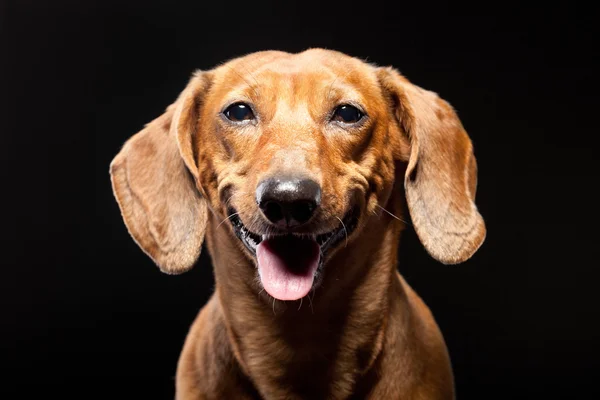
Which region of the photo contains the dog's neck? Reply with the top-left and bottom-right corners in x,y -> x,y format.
204,201 -> 407,399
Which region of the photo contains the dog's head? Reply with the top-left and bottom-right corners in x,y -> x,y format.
110,49 -> 485,300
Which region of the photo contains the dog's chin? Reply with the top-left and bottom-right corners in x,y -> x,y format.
228,207 -> 359,301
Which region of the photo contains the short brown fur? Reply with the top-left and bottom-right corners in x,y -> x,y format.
110,49 -> 485,399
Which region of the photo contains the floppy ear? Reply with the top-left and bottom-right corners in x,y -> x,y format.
377,67 -> 486,264
109,71 -> 210,274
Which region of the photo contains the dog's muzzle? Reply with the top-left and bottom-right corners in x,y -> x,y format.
226,177 -> 359,302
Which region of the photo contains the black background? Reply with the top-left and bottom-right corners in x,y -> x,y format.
1,1 -> 598,399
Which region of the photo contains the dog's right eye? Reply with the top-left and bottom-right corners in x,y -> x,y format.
223,103 -> 255,122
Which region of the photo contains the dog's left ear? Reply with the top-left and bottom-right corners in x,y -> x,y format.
377,67 -> 486,264
109,71 -> 211,274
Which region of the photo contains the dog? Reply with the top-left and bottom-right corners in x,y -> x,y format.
110,48 -> 486,399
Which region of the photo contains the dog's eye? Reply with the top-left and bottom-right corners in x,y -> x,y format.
332,105 -> 364,124
224,103 -> 255,122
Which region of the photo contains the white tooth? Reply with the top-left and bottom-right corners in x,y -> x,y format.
262,234 -> 268,240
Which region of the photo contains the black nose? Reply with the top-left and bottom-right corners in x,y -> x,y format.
256,177 -> 321,228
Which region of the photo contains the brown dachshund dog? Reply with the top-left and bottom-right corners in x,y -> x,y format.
110,49 -> 486,399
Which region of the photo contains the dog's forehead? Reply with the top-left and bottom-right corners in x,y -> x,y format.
212,49 -> 378,97
223,49 -> 368,74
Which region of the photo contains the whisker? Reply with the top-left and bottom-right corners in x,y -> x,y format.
308,291 -> 315,315
326,73 -> 340,101
326,54 -> 346,100
205,203 -> 221,221
239,62 -> 260,94
223,189 -> 251,207
318,246 -> 325,262
327,65 -> 355,101
225,65 -> 259,99
298,297 -> 303,311
336,216 -> 349,248
376,204 -> 410,225
216,212 -> 240,229
225,194 -> 236,207
272,297 -> 276,315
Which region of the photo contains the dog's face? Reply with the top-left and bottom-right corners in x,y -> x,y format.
110,49 -> 486,300
193,51 -> 402,299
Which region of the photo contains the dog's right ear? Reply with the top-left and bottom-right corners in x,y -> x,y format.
109,71 -> 211,274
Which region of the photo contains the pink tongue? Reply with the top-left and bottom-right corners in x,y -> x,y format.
256,236 -> 320,301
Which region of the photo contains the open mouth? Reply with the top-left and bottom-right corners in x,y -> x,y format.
228,207 -> 359,301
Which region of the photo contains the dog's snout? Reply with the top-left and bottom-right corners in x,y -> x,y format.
256,177 -> 321,228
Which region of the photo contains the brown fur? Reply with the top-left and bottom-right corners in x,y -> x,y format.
110,49 -> 485,399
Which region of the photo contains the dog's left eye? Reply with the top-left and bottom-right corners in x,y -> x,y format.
332,104 -> 364,124
224,103 -> 255,122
